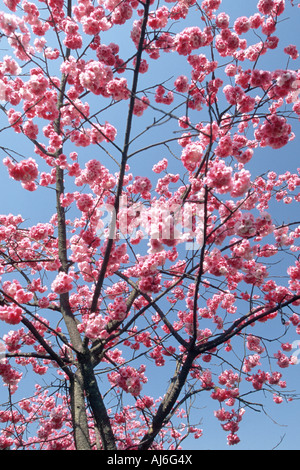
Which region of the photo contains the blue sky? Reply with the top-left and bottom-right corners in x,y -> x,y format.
0,0 -> 300,450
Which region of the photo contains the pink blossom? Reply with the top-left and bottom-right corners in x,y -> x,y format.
131,176 -> 152,198
83,313 -> 108,340
174,26 -> 209,56
255,114 -> 292,149
96,44 -> 116,66
249,13 -> 263,29
223,85 -> 245,106
79,61 -> 113,94
225,64 -> 237,77
181,142 -> 204,171
216,12 -> 230,29
155,85 -> 174,105
257,0 -> 275,15
3,0 -> 21,12
75,193 -> 94,212
27,72 -> 49,96
174,75 -> 189,93
288,261 -> 300,280
135,396 -> 154,410
227,433 -> 240,446
148,6 -> 169,29
30,223 -> 54,240
0,55 -> 21,75
23,120 -> 39,139
106,77 -> 130,100
243,354 -> 261,373
250,69 -> 272,90
0,361 -> 22,394
201,0 -> 221,15
108,297 -> 128,321
205,159 -> 233,194
108,365 -> 147,396
0,305 -> 23,325
4,157 -> 38,183
265,35 -> 279,50
7,109 -> 22,132
214,134 -> 233,158
230,169 -> 251,197
132,96 -> 149,116
51,272 -> 74,295
111,1 -> 133,26
273,394 -> 283,404
152,158 -> 168,174
284,44 -> 299,60
274,350 -> 290,368
261,17 -> 276,36
246,335 -> 265,354
234,16 -> 250,35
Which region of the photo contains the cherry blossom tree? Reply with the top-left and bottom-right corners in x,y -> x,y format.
0,0 -> 300,451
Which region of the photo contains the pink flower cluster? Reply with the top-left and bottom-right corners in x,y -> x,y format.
246,335 -> 265,354
274,350 -> 296,368
69,121 -> 117,148
246,369 -> 287,391
62,18 -> 82,50
108,297 -> 128,322
174,75 -> 189,93
2,279 -> 34,304
51,272 -> 74,295
211,386 -> 239,403
174,26 -> 212,56
0,0 -> 300,451
3,157 -> 38,189
243,354 -> 261,373
108,365 -> 147,396
255,113 -> 292,149
0,305 -> 23,325
284,44 -> 299,59
29,223 -> 54,240
139,273 -> 162,294
79,60 -> 113,95
155,85 -> 174,105
0,361 -> 22,394
155,173 -> 180,198
148,6 -> 169,30
201,0 -> 222,16
180,142 -> 204,171
204,159 -> 233,194
81,313 -> 108,340
106,77 -> 130,100
152,158 -> 168,174
76,4 -> 110,34
105,281 -> 128,299
131,176 -> 152,199
223,85 -> 256,113
214,407 -> 245,446
75,192 -> 95,212
257,0 -> 285,16
0,54 -> 21,75
132,96 -> 150,116
215,28 -> 241,57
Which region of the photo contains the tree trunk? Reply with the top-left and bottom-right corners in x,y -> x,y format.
69,372 -> 92,450
78,351 -> 117,450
